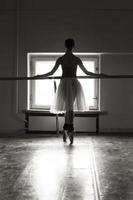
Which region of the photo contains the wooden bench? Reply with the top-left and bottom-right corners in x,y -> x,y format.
23,110 -> 105,134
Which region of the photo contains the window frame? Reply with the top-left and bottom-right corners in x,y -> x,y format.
27,53 -> 101,111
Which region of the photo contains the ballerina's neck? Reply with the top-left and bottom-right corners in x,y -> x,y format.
66,49 -> 73,55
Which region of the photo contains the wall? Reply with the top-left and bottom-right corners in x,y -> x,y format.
101,54 -> 133,132
0,1 -> 23,133
0,0 -> 133,133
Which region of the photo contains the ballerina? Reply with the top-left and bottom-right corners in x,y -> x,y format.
35,38 -> 107,144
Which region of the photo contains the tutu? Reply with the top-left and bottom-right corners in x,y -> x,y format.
51,78 -> 87,113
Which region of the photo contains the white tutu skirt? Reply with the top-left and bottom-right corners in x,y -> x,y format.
51,78 -> 87,113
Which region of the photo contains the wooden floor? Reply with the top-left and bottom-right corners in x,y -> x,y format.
0,135 -> 133,200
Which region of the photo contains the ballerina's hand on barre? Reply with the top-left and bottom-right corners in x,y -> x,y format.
88,73 -> 109,78
33,72 -> 52,79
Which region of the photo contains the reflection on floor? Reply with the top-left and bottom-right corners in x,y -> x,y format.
0,135 -> 133,200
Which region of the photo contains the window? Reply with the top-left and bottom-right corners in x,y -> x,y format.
27,53 -> 100,111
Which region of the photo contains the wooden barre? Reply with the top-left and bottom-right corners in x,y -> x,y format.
0,75 -> 133,80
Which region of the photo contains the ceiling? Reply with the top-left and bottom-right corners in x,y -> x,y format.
1,0 -> 133,10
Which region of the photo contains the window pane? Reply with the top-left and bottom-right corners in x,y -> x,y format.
77,60 -> 95,108
77,61 -> 95,76
35,61 -> 55,74
35,80 -> 54,106
34,61 -> 61,106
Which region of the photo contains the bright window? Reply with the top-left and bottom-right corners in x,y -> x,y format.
27,53 -> 100,111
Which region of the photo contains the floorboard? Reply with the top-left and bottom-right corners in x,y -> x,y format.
0,135 -> 133,200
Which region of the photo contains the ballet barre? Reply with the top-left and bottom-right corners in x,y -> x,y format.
0,75 -> 133,80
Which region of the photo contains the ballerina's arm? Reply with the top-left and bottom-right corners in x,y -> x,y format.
34,58 -> 61,78
78,58 -> 108,77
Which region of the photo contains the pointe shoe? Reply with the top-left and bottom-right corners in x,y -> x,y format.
69,131 -> 74,145
63,130 -> 68,142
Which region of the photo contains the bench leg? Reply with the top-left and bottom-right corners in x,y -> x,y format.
56,114 -> 59,135
96,114 -> 99,133
25,113 -> 29,133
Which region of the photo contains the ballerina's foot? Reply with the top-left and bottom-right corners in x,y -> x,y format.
69,132 -> 74,145
63,130 -> 68,142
